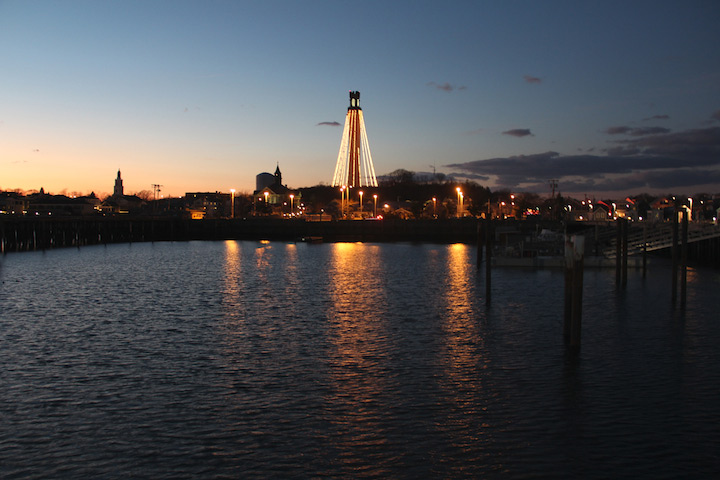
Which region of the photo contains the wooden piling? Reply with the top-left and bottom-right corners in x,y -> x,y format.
616,219 -> 622,286
594,224 -> 599,256
477,219 -> 483,268
642,223 -> 647,278
681,212 -> 688,306
485,218 -> 492,305
621,218 -> 628,287
671,211 -> 679,304
563,242 -> 573,344
564,235 -> 585,349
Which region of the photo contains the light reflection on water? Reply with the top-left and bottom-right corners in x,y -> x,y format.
1,240 -> 719,479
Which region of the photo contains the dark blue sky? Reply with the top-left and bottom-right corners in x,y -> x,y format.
2,0 -> 719,197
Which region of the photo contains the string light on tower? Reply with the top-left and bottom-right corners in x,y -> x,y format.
332,91 -> 378,188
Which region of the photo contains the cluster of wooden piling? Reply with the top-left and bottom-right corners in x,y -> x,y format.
476,216 -> 704,352
0,218 -> 181,253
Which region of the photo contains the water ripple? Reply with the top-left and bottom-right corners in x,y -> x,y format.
1,241 -> 719,478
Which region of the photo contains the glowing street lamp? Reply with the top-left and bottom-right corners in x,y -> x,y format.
359,190 -> 364,215
289,194 -> 294,215
264,191 -> 269,214
432,197 -> 437,217
230,189 -> 235,218
456,187 -> 462,218
373,194 -> 378,218
340,186 -> 346,218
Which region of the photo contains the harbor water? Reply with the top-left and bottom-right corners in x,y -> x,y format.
1,240 -> 718,478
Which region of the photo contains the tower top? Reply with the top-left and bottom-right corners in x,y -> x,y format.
349,90 -> 360,109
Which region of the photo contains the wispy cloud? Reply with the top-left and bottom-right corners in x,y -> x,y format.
446,126 -> 720,194
604,126 -> 671,136
317,121 -> 341,127
523,75 -> 542,84
642,114 -> 669,121
503,129 -> 533,137
427,82 -> 467,92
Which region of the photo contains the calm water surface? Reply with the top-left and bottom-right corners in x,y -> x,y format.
1,241 -> 718,478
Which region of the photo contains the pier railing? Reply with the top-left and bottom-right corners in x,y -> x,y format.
601,222 -> 720,258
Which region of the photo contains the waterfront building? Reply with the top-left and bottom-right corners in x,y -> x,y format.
0,191 -> 27,215
185,192 -> 231,219
26,191 -> 96,216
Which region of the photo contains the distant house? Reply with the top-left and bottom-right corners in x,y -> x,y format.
99,195 -> 145,214
391,207 -> 414,220
614,200 -> 638,221
0,191 -> 26,215
185,192 -> 231,219
648,197 -> 674,222
27,191 -> 96,216
78,192 -> 101,211
589,204 -> 610,221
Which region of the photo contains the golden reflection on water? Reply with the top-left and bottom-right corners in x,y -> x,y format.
222,240 -> 243,319
438,244 -> 486,449
326,242 -> 392,465
441,243 -> 482,374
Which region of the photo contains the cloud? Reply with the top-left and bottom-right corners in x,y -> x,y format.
604,126 -> 671,136
503,129 -> 533,137
524,75 -> 542,84
427,82 -> 467,92
317,121 -> 341,127
642,114 -> 669,121
712,110 -> 720,122
445,126 -> 720,194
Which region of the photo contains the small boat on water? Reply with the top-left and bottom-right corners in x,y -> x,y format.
301,236 -> 323,244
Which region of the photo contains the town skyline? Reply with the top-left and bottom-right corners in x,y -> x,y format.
2,1 -> 719,197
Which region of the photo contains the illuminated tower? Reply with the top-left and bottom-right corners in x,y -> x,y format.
332,91 -> 378,187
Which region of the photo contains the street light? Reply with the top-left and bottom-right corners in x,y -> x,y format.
432,197 -> 437,217
340,186 -> 346,218
359,190 -> 364,215
264,191 -> 269,215
373,194 -> 378,218
456,187 -> 462,218
289,194 -> 294,215
230,189 -> 235,218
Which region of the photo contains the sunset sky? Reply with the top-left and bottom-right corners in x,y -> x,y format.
2,1 -> 719,198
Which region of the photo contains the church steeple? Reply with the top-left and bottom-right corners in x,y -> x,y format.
274,163 -> 282,186
114,170 -> 124,197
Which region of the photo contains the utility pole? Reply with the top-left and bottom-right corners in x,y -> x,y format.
152,184 -> 163,215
